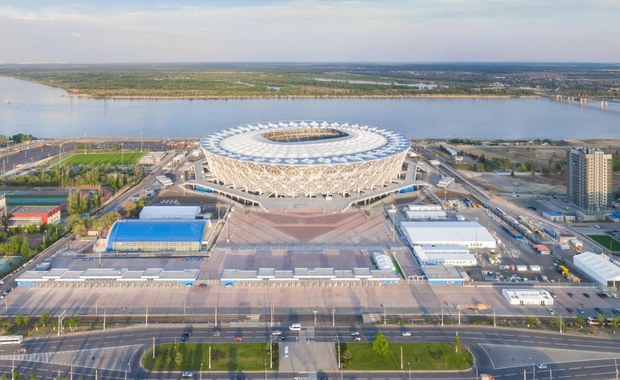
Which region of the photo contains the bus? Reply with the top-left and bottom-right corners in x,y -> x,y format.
0,335 -> 23,345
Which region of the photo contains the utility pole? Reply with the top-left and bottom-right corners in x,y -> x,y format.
383,304 -> 386,325
270,301 -> 274,328
400,346 -> 403,370
493,309 -> 496,327
208,346 -> 212,369
153,337 -> 155,359
270,340 -> 273,369
103,307 -> 106,331
332,305 -> 336,327
215,306 -> 218,326
441,308 -> 444,326
145,306 -> 148,327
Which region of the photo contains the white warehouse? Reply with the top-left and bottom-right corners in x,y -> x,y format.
404,204 -> 447,221
400,221 -> 497,250
573,251 -> 620,287
413,245 -> 477,267
139,206 -> 201,220
502,289 -> 554,306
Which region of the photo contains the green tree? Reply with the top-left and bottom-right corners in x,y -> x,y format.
372,331 -> 390,357
576,315 -> 586,329
22,315 -> 30,328
15,314 -> 23,327
596,313 -> 607,327
175,351 -> 183,366
611,315 -> 620,331
40,313 -> 50,327
454,335 -> 462,353
30,373 -> 36,380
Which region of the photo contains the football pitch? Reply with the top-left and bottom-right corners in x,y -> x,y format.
62,152 -> 144,166
589,234 -> 620,252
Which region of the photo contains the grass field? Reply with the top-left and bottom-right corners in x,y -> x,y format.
142,343 -> 276,372
62,152 -> 144,166
339,342 -> 473,371
589,235 -> 620,252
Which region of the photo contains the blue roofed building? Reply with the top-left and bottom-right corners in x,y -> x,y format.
542,210 -> 564,222
105,220 -> 209,252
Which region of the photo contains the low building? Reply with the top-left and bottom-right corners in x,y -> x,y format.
533,244 -> 551,255
156,175 -> 173,188
502,289 -> 554,306
8,205 -> 62,228
412,245 -> 477,266
105,220 -> 209,252
139,206 -> 201,220
372,252 -> 396,271
542,210 -> 563,222
138,152 -> 166,165
573,251 -> 620,287
421,265 -> 465,286
400,221 -> 497,250
404,204 -> 447,220
437,177 -> 455,188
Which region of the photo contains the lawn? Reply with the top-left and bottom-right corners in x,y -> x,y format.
142,343 -> 277,372
589,235 -> 620,252
339,342 -> 473,371
61,152 -> 144,166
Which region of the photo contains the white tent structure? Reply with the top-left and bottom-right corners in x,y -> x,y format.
400,221 -> 497,250
573,252 -> 620,287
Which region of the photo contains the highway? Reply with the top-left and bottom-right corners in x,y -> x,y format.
0,325 -> 618,379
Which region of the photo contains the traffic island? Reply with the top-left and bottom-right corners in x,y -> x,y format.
142,343 -> 278,372
338,342 -> 473,371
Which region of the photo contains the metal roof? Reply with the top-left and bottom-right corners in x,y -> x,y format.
106,220 -> 207,247
574,252 -> 620,282
139,206 -> 200,220
400,221 -> 496,245
201,121 -> 410,166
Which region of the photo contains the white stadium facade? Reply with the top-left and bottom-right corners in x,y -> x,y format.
200,121 -> 411,198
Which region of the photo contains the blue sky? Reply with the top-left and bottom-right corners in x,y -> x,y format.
1,0 -> 619,63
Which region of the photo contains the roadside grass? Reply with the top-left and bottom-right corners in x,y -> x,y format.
61,152 -> 144,166
589,235 -> 620,252
339,342 -> 472,371
142,343 -> 277,372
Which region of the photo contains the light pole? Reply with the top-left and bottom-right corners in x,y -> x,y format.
199,362 -> 203,380
332,305 -> 335,327
408,361 -> 411,380
313,307 -> 318,327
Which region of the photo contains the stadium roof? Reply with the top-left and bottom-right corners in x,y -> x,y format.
201,121 -> 410,165
107,220 -> 207,244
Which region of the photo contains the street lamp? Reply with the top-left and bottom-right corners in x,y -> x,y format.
313,307 -> 318,327
199,362 -> 203,380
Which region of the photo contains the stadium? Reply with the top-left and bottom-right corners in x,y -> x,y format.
200,121 -> 410,198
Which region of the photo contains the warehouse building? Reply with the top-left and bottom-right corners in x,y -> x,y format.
413,245 -> 477,267
105,220 -> 209,252
404,204 -> 447,221
400,221 -> 497,250
573,251 -> 620,287
8,205 -> 62,228
502,289 -> 554,306
139,206 -> 201,220
421,266 -> 466,285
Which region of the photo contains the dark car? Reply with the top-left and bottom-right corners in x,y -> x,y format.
567,292 -> 574,298
583,293 -> 590,298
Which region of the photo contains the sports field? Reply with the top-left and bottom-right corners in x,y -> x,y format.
589,235 -> 620,252
62,152 -> 144,166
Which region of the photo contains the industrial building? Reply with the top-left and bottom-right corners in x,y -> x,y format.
16,268 -> 199,287
220,267 -> 399,286
502,289 -> 554,306
8,205 -> 62,228
542,210 -> 564,222
400,221 -> 497,250
413,245 -> 477,266
139,206 -> 201,220
421,265 -> 466,285
573,251 -> 620,287
567,147 -> 612,211
105,220 -> 209,252
404,204 -> 447,221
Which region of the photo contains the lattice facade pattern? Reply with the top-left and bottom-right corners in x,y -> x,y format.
204,150 -> 408,197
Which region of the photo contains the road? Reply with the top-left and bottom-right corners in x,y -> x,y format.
0,325 -> 618,379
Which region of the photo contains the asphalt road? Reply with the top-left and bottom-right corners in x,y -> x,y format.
0,325 -> 618,379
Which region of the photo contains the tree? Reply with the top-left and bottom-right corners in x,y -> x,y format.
175,351 -> 183,366
596,313 -> 607,327
30,374 -> 36,380
15,314 -> 23,327
576,315 -> 586,329
40,313 -> 50,327
611,315 -> 620,331
123,201 -> 137,217
454,335 -> 462,353
22,315 -> 30,328
372,331 -> 390,357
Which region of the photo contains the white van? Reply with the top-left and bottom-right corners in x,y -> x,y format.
288,323 -> 301,331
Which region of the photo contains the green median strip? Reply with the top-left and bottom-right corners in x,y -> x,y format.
143,343 -> 277,372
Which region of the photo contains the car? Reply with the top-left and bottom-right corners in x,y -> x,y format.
271,330 -> 282,336
180,335 -> 188,342
213,331 -> 221,337
181,371 -> 194,378
613,308 -> 620,315
224,283 -> 234,288
350,332 -> 360,337
577,307 -> 585,314
567,292 -> 574,298
234,336 -> 243,342
289,323 -> 302,331
353,336 -> 361,341
549,292 -> 556,298
401,331 -> 412,337
546,308 -> 555,316
583,293 -> 590,298
198,283 -> 207,288
566,307 -> 573,314
536,363 -> 547,370
284,345 -> 289,358
612,293 -> 619,299
595,307 -> 604,315
280,335 -> 287,341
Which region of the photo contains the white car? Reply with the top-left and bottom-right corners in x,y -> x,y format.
289,323 -> 301,331
536,363 -> 547,369
401,331 -> 412,337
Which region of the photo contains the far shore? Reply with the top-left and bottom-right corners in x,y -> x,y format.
65,91 -> 542,100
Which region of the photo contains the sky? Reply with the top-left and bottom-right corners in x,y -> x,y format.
0,0 -> 619,63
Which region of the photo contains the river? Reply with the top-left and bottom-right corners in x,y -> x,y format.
1,76 -> 618,139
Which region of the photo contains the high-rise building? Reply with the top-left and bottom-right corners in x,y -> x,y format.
567,147 -> 612,211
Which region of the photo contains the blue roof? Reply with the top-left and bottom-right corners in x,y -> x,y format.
106,220 -> 206,250
611,212 -> 620,218
543,210 -> 562,216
